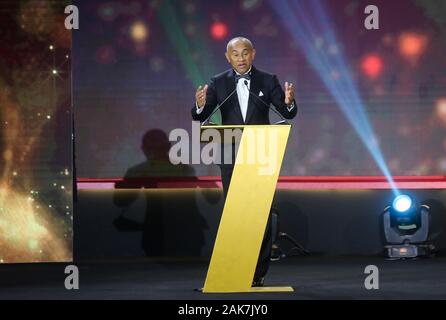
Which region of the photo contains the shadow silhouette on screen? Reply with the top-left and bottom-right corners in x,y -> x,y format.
112,129 -> 218,257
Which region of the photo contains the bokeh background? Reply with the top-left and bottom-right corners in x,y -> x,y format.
0,0 -> 72,263
74,0 -> 446,178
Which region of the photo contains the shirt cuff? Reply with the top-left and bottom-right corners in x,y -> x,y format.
196,102 -> 203,114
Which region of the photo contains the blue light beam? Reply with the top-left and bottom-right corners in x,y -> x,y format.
269,0 -> 399,195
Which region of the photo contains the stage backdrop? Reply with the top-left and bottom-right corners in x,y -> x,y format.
74,0 -> 446,178
0,0 -> 73,263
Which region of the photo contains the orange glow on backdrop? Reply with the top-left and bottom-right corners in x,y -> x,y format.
398,32 -> 428,64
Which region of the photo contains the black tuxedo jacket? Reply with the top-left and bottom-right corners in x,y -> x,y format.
191,66 -> 297,125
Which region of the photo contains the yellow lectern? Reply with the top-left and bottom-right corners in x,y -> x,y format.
201,124 -> 294,293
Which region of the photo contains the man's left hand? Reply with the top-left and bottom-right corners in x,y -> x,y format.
284,81 -> 295,106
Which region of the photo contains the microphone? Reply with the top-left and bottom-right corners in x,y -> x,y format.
244,80 -> 289,125
201,87 -> 238,126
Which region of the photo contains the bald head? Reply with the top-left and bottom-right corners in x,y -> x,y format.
225,37 -> 256,75
226,37 -> 254,52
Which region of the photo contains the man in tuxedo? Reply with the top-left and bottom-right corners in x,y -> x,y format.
191,37 -> 297,286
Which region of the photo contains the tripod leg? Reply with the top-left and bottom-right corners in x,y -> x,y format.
279,233 -> 309,255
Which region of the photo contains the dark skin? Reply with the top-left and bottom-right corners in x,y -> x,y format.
195,38 -> 295,109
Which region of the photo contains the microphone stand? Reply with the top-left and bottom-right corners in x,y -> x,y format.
201,88 -> 238,126
244,80 -> 290,125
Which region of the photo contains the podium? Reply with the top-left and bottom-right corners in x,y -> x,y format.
201,124 -> 294,293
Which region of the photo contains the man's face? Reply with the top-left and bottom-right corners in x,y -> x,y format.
225,41 -> 256,74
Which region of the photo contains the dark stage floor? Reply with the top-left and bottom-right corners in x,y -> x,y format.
1,256 -> 446,300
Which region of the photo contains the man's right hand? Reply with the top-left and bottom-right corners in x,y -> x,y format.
195,85 -> 208,109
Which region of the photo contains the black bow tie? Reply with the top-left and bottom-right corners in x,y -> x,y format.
235,73 -> 251,82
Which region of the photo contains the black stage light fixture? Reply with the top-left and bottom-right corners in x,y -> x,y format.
383,194 -> 434,259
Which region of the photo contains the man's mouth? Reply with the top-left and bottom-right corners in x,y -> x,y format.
238,63 -> 246,68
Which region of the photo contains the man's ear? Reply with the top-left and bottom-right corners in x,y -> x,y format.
252,49 -> 256,59
225,52 -> 230,63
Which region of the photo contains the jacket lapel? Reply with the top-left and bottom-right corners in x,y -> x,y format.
245,66 -> 260,124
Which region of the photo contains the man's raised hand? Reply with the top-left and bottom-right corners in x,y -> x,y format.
284,81 -> 295,106
195,84 -> 208,109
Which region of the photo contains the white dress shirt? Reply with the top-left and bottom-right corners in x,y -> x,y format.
234,68 -> 251,122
